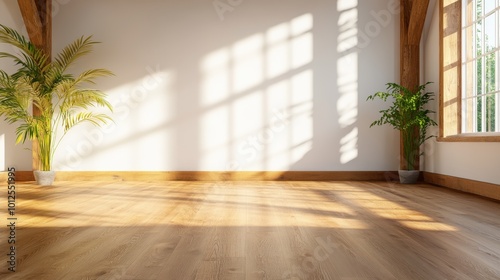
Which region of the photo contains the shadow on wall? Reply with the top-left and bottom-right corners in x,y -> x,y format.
291,0 -> 401,171
47,0 -> 399,172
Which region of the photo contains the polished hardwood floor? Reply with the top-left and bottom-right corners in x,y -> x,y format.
1,180 -> 500,279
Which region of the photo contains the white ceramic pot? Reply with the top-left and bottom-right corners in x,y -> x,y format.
34,170 -> 56,186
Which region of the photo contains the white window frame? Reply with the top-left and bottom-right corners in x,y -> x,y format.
461,0 -> 500,133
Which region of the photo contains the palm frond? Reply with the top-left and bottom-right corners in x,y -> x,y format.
59,88 -> 113,112
0,24 -> 31,50
63,112 -> 112,132
54,36 -> 99,72
53,68 -> 113,100
0,24 -> 48,76
0,69 -> 13,88
0,77 -> 33,123
74,68 -> 114,85
15,122 -> 36,144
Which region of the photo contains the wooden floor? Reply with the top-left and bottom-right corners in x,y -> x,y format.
1,181 -> 500,280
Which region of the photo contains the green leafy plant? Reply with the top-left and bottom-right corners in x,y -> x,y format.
0,24 -> 113,171
367,82 -> 437,170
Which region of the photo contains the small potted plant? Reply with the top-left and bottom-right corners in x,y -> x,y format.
367,82 -> 437,184
0,25 -> 113,185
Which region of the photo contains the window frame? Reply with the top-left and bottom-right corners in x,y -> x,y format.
439,0 -> 500,142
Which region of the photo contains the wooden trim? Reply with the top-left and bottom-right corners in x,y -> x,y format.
438,135 -> 500,142
423,171 -> 500,201
0,171 -> 397,182
439,0 -> 462,137
439,0 -> 444,138
0,171 -> 35,182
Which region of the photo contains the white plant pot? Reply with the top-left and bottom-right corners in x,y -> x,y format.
34,170 -> 56,186
398,170 -> 420,184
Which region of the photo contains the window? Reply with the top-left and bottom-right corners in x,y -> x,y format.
462,0 -> 500,133
440,0 -> 500,141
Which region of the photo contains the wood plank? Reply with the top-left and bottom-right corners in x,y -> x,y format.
0,181 -> 499,279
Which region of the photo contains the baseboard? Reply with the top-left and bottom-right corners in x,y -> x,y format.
1,171 -> 396,182
423,172 -> 500,201
0,171 -> 35,182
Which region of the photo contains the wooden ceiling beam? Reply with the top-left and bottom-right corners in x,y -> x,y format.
17,0 -> 52,59
17,0 -> 43,45
407,0 -> 430,45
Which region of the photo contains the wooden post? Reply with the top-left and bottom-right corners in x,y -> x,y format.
400,0 -> 430,170
17,0 -> 52,171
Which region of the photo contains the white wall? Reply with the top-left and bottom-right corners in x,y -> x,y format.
3,0 -> 401,171
0,1 -> 32,171
423,1 -> 500,185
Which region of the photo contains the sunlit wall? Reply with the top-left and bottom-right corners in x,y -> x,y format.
2,0 -> 400,171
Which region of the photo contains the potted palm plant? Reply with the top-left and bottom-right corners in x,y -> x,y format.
367,82 -> 437,184
0,25 -> 113,185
